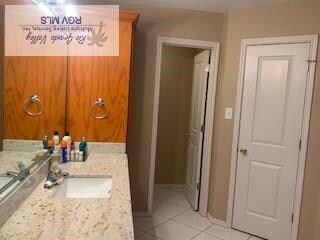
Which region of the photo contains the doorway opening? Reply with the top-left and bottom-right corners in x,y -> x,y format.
148,37 -> 220,216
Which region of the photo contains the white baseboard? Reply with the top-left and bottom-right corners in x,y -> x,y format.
132,211 -> 150,217
208,212 -> 228,227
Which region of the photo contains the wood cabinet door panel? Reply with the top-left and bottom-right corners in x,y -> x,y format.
4,57 -> 66,140
67,21 -> 133,142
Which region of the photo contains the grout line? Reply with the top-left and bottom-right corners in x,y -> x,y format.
137,186 -> 256,240
153,191 -> 182,203
190,222 -> 223,240
170,216 -> 211,232
151,206 -> 190,227
156,199 -> 208,229
134,228 -> 148,239
145,192 -> 192,236
134,226 -> 147,234
134,204 -> 188,234
142,187 -> 210,239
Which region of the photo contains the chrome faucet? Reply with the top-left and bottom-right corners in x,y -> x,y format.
6,162 -> 30,180
44,163 -> 69,189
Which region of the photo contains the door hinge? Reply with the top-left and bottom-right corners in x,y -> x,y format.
201,124 -> 205,133
196,182 -> 201,190
205,65 -> 210,72
299,140 -> 302,150
307,59 -> 317,72
291,213 -> 294,223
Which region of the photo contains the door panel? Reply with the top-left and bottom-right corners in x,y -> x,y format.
67,20 -> 133,142
233,43 -> 310,240
4,57 -> 66,139
252,57 -> 290,145
185,50 -> 210,209
246,161 -> 281,219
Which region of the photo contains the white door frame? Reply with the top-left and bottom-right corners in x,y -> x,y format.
148,36 -> 220,216
227,35 -> 318,240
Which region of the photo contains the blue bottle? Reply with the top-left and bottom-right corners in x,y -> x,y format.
60,140 -> 68,163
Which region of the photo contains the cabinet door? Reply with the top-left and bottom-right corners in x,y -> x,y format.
67,16 -> 136,142
4,57 -> 66,140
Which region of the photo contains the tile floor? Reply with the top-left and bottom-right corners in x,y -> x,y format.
133,185 -> 263,240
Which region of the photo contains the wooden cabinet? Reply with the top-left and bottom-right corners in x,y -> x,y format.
4,11 -> 138,142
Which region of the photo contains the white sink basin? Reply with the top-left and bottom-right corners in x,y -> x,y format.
54,176 -> 112,199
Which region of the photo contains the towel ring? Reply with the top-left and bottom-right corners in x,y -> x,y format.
23,95 -> 44,116
90,98 -> 109,119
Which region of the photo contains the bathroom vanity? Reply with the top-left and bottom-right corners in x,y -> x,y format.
0,152 -> 133,240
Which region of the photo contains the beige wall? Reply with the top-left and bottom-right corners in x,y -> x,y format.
155,46 -> 198,184
207,1 -> 320,240
127,6 -> 224,211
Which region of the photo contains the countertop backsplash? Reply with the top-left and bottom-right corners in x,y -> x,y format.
3,139 -> 126,154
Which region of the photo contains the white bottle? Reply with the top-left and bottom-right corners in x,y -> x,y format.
70,150 -> 75,161
53,131 -> 60,146
75,150 -> 80,162
66,148 -> 71,161
62,132 -> 72,148
79,151 -> 84,162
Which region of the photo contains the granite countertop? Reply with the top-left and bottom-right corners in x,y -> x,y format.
0,153 -> 134,240
0,151 -> 35,175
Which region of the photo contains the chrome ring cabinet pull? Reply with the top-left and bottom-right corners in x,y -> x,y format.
23,95 -> 44,116
91,98 -> 109,119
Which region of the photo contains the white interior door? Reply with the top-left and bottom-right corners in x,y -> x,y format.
185,50 -> 210,210
233,43 -> 311,240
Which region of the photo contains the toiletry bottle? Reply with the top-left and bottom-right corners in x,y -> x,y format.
75,150 -> 80,162
60,140 -> 68,163
43,136 -> 48,149
79,151 -> 84,162
53,131 -> 60,146
48,140 -> 54,154
70,141 -> 75,161
79,137 -> 87,161
62,131 -> 72,148
70,150 -> 75,161
63,132 -> 72,161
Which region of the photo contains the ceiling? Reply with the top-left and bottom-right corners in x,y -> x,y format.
113,0 -> 297,12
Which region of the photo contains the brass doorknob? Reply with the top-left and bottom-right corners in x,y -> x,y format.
239,148 -> 248,155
